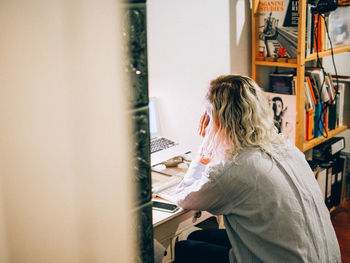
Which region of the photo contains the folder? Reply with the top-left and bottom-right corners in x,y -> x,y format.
340,152 -> 350,201
317,165 -> 327,201
320,162 -> 333,209
328,103 -> 337,130
332,157 -> 345,207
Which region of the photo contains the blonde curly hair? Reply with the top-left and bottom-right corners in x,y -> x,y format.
206,74 -> 290,160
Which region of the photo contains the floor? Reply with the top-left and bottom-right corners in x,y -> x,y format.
331,200 -> 350,263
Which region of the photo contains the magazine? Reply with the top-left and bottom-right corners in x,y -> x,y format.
257,0 -> 299,59
265,92 -> 297,143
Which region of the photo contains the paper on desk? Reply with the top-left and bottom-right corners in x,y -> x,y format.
155,191 -> 178,203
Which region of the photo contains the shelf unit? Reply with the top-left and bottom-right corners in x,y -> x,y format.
251,0 -> 348,152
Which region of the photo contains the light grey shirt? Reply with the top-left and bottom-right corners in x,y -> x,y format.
176,145 -> 341,263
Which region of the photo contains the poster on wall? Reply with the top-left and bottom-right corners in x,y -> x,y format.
265,92 -> 297,143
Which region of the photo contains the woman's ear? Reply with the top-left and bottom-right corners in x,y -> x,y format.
215,118 -> 220,128
212,114 -> 220,130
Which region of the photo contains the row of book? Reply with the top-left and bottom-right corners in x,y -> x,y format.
304,68 -> 345,141
267,68 -> 345,143
338,0 -> 350,6
306,5 -> 350,57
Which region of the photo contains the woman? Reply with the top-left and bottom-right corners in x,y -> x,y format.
175,75 -> 340,263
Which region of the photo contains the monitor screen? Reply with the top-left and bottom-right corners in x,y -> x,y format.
148,99 -> 158,136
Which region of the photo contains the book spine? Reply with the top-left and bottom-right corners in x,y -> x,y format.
314,102 -> 323,138
338,83 -> 345,127
305,110 -> 314,141
307,76 -> 317,105
306,4 -> 312,57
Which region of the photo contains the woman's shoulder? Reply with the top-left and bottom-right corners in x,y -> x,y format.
207,149 -> 266,177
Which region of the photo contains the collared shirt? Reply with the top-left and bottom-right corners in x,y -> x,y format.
176,145 -> 341,263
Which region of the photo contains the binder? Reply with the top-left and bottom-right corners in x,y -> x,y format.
317,165 -> 327,201
332,157 -> 345,207
330,161 -> 337,207
328,103 -> 337,130
320,162 -> 333,209
340,152 -> 350,200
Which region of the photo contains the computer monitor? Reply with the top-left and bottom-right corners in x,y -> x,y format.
149,98 -> 159,137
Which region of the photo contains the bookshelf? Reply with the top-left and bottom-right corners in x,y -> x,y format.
305,45 -> 350,61
251,0 -> 349,152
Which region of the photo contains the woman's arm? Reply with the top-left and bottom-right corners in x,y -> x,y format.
175,160 -> 225,213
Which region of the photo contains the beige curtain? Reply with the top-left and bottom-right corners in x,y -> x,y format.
0,0 -> 134,262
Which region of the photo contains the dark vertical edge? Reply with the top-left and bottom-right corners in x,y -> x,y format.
130,202 -> 154,263
131,106 -> 152,206
121,2 -> 149,108
122,0 -> 153,262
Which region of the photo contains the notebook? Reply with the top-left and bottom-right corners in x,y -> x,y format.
149,98 -> 191,166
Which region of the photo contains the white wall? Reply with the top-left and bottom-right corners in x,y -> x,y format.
0,1 -> 133,262
147,0 -> 251,152
229,0 -> 252,76
323,53 -> 350,76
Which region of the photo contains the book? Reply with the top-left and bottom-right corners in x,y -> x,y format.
304,78 -> 315,111
306,76 -> 317,105
304,79 -> 314,141
313,14 -> 324,53
306,4 -> 313,56
269,73 -> 295,94
308,68 -> 330,103
257,0 -> 299,59
305,110 -> 314,141
325,74 -> 336,104
314,102 -> 323,138
265,92 -> 296,143
336,83 -> 345,127
323,105 -> 329,135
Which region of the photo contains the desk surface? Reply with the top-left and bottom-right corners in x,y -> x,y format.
152,204 -> 186,227
152,169 -> 216,231
152,173 -> 183,226
151,168 -> 221,262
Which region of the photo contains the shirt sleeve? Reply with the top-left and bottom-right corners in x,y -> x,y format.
175,160 -> 227,214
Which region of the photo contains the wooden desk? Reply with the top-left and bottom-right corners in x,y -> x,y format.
153,204 -> 215,263
152,171 -> 221,262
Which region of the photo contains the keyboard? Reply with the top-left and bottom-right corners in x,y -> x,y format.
152,176 -> 183,193
151,137 -> 176,154
152,176 -> 183,203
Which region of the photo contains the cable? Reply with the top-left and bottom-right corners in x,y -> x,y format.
312,12 -> 329,138
322,13 -> 339,93
311,10 -> 341,139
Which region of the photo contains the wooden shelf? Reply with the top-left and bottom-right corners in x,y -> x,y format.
305,46 -> 350,62
252,0 -> 349,155
302,125 -> 348,152
254,60 -> 298,68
